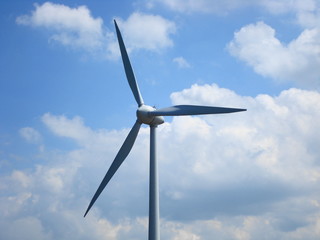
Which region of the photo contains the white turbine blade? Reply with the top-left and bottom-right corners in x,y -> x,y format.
114,20 -> 144,106
84,120 -> 141,217
149,105 -> 246,116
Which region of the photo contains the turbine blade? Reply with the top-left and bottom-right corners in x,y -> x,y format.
149,105 -> 246,116
114,20 -> 144,106
84,120 -> 141,217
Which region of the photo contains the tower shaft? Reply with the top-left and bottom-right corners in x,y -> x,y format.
148,125 -> 160,240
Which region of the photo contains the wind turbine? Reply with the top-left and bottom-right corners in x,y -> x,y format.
84,20 -> 246,240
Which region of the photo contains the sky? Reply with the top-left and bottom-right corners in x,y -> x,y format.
1,0 -> 320,239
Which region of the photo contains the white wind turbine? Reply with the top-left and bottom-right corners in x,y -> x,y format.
84,20 -> 246,240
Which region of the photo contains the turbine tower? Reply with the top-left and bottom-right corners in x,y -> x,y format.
84,20 -> 246,240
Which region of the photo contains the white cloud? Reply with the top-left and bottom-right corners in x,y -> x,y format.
261,0 -> 316,15
115,12 -> 176,52
173,56 -> 191,68
145,0 -> 320,88
11,171 -> 32,188
16,2 -> 104,50
228,21 -> 320,89
150,0 -> 320,26
16,3 -> 176,59
165,85 -> 320,198
42,113 -> 91,144
2,84 -> 320,239
0,217 -> 51,240
41,113 -> 136,153
261,0 -> 320,28
148,0 -> 255,14
19,127 -> 42,144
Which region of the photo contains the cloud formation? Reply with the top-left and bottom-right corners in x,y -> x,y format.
16,2 -> 176,59
262,0 -> 320,28
228,21 -> 320,88
146,0 -> 320,88
116,12 -> 176,52
19,127 -> 42,144
147,0 -> 254,14
16,2 -> 104,51
150,0 -> 320,24
173,56 -> 191,68
1,84 -> 320,239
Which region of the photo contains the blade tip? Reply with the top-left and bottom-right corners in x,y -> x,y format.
84,204 -> 92,218
235,108 -> 246,112
84,209 -> 89,218
114,19 -> 119,28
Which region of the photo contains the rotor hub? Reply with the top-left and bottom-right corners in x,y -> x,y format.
136,105 -> 164,126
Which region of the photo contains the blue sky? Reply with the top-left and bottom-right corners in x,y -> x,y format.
1,1 -> 320,239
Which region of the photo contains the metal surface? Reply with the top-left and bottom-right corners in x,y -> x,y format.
150,105 -> 246,116
84,120 -> 141,217
148,126 -> 160,240
114,20 -> 144,106
137,104 -> 164,125
84,20 -> 247,240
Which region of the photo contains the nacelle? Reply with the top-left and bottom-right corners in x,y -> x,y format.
136,105 -> 164,126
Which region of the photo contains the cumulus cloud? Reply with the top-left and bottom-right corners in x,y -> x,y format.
16,2 -> 176,59
1,84 -> 320,239
261,0 -> 320,28
16,2 -> 104,51
228,21 -> 320,89
173,56 -> 191,68
115,12 -> 176,52
42,113 -> 91,144
145,0 -> 320,88
0,217 -> 51,240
